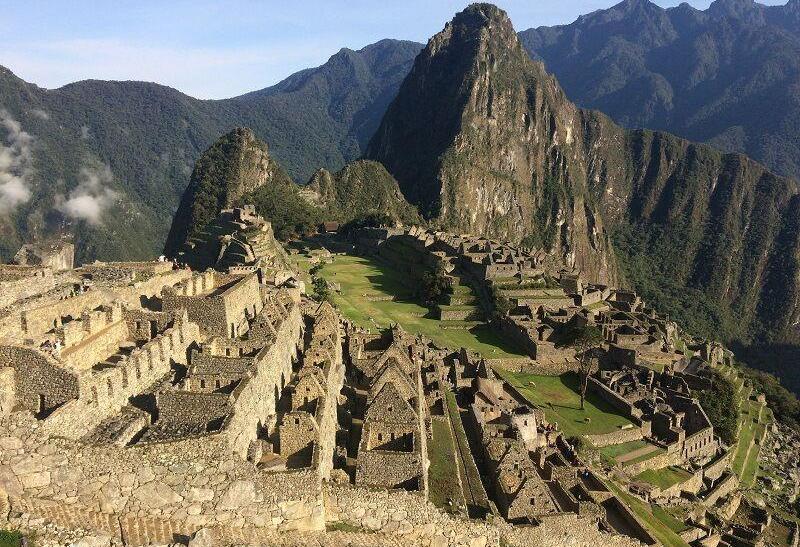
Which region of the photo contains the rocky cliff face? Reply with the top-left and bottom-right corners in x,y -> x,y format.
367,4 -> 621,283
164,128 -> 293,256
519,0 -> 800,182
367,4 -> 800,352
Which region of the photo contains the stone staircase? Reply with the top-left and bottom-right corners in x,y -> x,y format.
435,271 -> 485,324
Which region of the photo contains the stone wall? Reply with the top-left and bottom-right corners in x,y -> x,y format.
112,269 -> 193,305
222,299 -> 302,460
20,290 -> 110,338
0,267 -> 54,308
162,272 -> 262,339
40,314 -> 200,439
60,317 -> 129,371
0,368 -> 15,417
324,484 -> 641,547
0,346 -> 79,415
587,377 -> 641,421
0,411 -> 325,545
156,391 -> 231,425
624,449 -> 683,476
703,450 -> 732,482
702,472 -> 739,507
585,426 -> 644,449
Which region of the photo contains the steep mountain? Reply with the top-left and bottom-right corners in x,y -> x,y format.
163,127 -> 294,256
302,160 -> 421,225
366,4 -> 800,382
166,129 -> 420,254
0,39 -> 422,262
518,0 -> 800,182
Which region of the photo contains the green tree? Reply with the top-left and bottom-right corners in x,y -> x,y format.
569,324 -> 604,410
312,277 -> 330,301
421,263 -> 451,306
491,286 -> 513,319
696,371 -> 740,445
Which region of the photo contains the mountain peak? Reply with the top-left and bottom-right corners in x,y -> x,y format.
447,3 -> 518,44
708,0 -> 758,17
163,127 -> 290,257
454,3 -> 510,26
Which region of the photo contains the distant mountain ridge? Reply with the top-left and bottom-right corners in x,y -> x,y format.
518,0 -> 800,183
0,39 -> 422,263
5,0 -> 800,265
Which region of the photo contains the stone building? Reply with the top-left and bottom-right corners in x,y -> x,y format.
277,301 -> 345,476
591,364 -> 717,463
344,326 -> 430,493
162,270 -> 263,338
138,287 -> 304,461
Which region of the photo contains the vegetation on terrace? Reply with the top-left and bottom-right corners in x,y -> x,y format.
604,480 -> 690,547
313,255 -> 525,358
635,467 -> 692,491
428,418 -> 465,510
696,371 -> 739,445
495,369 -> 635,437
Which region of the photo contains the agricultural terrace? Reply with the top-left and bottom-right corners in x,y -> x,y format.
311,254 -> 526,358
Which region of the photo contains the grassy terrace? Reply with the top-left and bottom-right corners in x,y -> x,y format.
605,480 -> 690,547
599,439 -> 665,467
313,255 -> 525,358
601,440 -> 649,461
495,370 -> 635,437
732,398 -> 770,488
636,466 -> 692,491
428,418 -> 465,509
444,390 -> 491,515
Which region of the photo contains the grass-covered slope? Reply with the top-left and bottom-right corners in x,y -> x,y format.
304,160 -> 421,225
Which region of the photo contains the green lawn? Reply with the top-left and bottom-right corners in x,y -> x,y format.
636,467 -> 692,490
623,447 -> 666,466
315,255 -> 525,358
605,480 -> 690,547
495,370 -> 636,437
428,418 -> 465,509
600,440 -> 649,461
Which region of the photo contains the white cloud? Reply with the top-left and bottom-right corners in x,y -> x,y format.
0,109 -> 34,213
55,164 -> 119,226
30,108 -> 50,121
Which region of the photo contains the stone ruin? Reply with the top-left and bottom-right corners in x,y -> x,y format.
0,225 -> 775,547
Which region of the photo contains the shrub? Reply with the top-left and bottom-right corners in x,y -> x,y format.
421,263 -> 450,306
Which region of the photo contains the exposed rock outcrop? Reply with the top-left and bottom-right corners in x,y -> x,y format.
302,160 -> 421,225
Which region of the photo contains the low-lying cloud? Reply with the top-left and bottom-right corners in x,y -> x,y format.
0,109 -> 34,213
55,164 -> 119,226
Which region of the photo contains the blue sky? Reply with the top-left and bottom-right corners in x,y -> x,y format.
0,0 -> 787,99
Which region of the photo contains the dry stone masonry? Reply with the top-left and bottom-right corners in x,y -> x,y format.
0,218 -> 787,546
